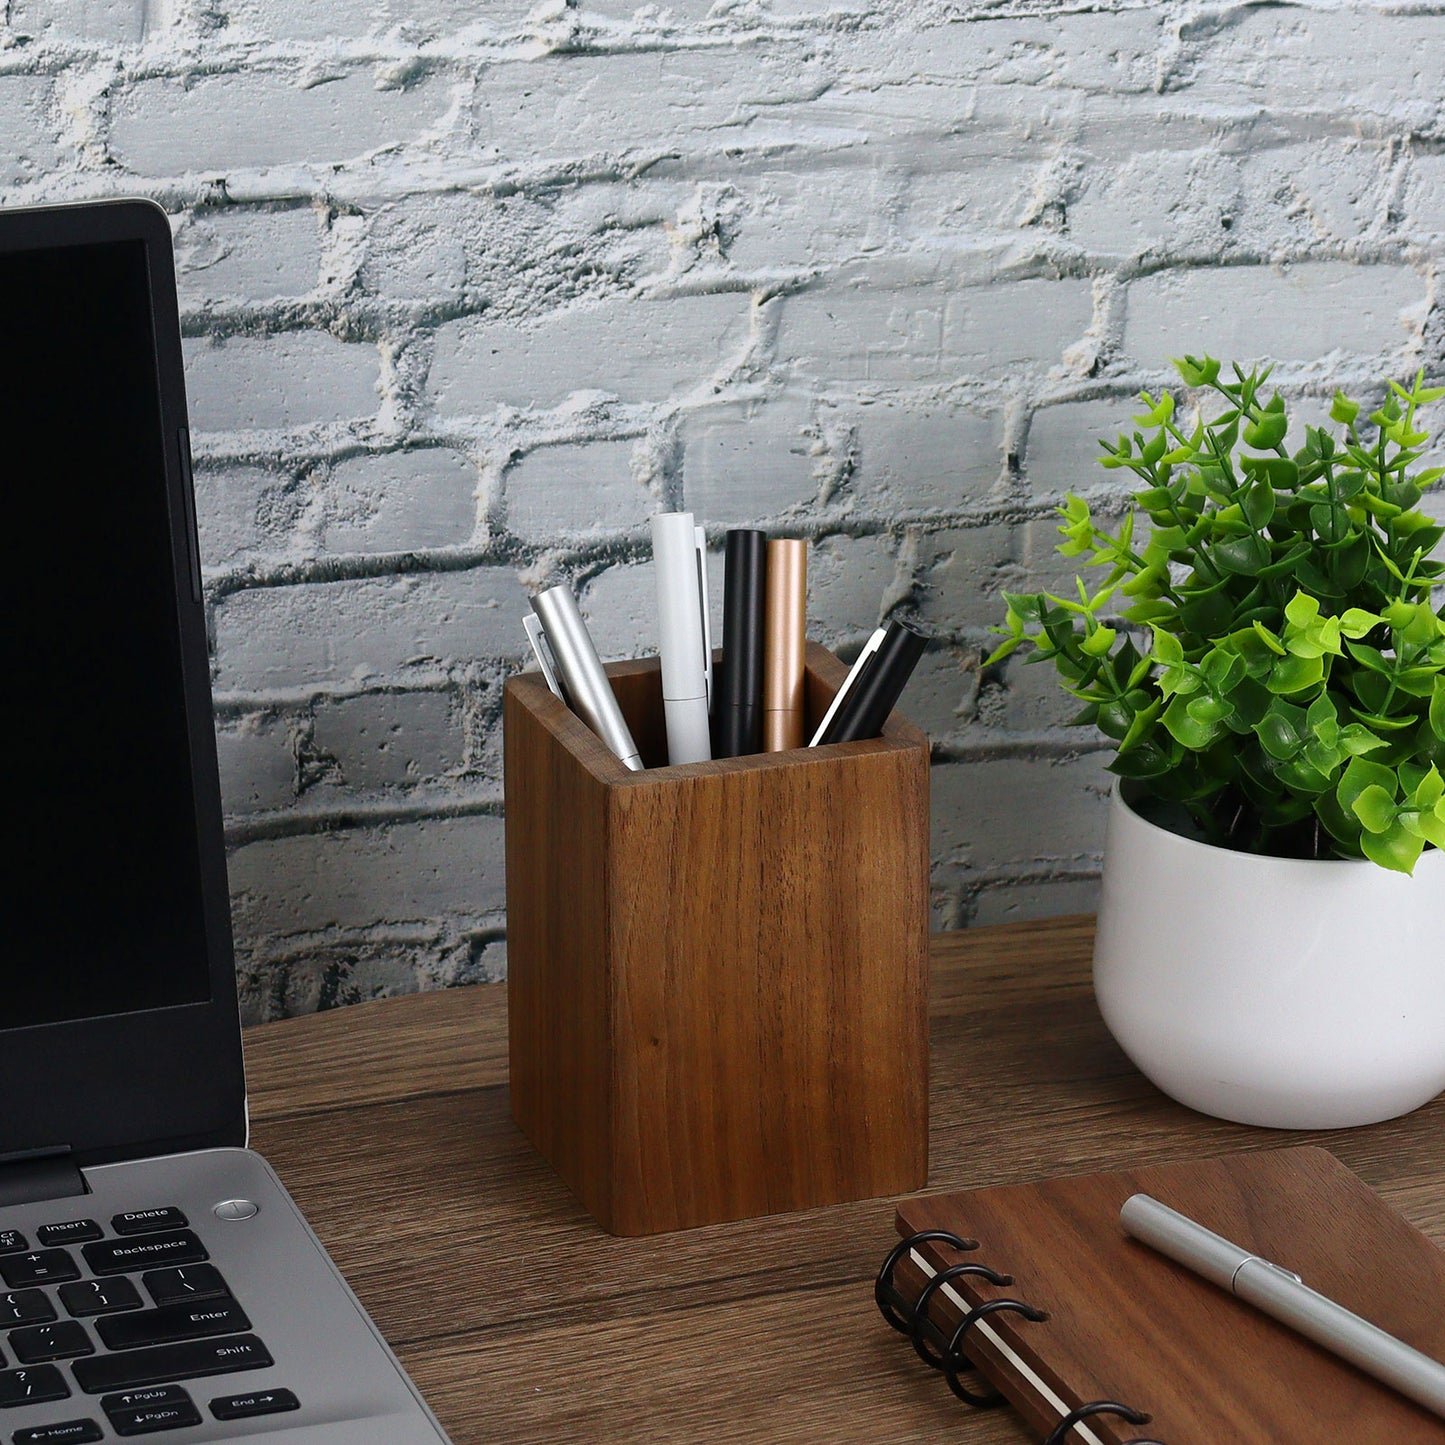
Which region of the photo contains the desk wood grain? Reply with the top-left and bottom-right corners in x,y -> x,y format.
242,916 -> 1445,1444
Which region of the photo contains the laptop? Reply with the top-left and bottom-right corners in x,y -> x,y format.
0,200 -> 452,1444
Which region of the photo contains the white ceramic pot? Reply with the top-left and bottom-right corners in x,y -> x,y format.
1092,783 -> 1445,1129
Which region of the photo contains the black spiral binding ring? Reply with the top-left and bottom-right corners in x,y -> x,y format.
907,1262 -> 1013,1369
1041,1399 -> 1164,1445
942,1297 -> 1048,1407
874,1230 -> 976,1334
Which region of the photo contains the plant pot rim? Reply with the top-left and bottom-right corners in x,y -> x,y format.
1112,778 -> 1442,876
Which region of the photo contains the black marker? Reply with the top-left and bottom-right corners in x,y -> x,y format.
714,528 -> 767,757
815,617 -> 927,745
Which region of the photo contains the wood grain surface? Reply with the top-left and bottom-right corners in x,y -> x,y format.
242,916 -> 1445,1444
504,643 -> 930,1235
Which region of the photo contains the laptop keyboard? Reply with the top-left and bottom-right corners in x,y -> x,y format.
0,1209 -> 297,1440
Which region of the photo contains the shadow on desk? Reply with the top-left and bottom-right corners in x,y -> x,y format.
240,916 -> 1445,1444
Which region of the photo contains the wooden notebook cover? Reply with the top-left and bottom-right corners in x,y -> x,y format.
897,1147 -> 1445,1444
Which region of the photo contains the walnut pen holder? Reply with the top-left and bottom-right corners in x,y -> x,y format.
503,642 -> 930,1236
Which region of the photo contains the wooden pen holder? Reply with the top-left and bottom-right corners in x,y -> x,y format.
503,643 -> 929,1236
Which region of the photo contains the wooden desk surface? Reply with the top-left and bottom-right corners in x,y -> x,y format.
242,916 -> 1445,1443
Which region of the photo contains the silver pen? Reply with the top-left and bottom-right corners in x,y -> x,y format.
528,583 -> 644,771
1121,1193 -> 1445,1419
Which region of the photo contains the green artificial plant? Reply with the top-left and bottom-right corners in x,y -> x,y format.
989,355 -> 1445,874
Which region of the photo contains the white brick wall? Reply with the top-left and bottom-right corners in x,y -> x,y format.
4,0 -> 1442,1019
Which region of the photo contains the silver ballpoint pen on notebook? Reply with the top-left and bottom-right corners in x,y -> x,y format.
1120,1193 -> 1445,1419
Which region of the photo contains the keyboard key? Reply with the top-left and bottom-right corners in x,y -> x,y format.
72,1334 -> 272,1394
0,1365 -> 69,1409
11,1419 -> 104,1443
95,1386 -> 186,1413
81,1233 -> 206,1278
210,1387 -> 299,1421
101,1385 -> 201,1437
35,1222 -> 101,1248
0,1291 -> 55,1327
9,1322 -> 94,1365
0,1252 -> 79,1289
110,1209 -> 187,1238
97,1298 -> 250,1352
59,1278 -> 142,1318
141,1265 -> 228,1308
0,1234 -> 26,1257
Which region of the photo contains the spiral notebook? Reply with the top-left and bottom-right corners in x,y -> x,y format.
875,1147 -> 1445,1444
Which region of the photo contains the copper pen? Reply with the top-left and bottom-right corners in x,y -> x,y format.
762,538 -> 807,751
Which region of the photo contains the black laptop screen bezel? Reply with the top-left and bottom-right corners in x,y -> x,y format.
0,199 -> 247,1166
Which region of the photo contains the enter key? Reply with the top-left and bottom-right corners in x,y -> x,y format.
96,1298 -> 251,1351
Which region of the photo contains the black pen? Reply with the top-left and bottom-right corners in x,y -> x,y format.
714,528 -> 767,757
815,617 -> 927,745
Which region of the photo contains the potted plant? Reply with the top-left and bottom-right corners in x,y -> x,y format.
989,356 -> 1445,1128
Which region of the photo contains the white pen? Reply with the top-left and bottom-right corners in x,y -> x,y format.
528,584 -> 643,771
1121,1193 -> 1445,1419
652,512 -> 712,765
809,626 -> 886,747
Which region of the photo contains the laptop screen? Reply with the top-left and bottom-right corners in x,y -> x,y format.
2,236 -> 212,1030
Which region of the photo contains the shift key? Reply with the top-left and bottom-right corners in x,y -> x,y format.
82,1231 -> 207,1277
72,1335 -> 272,1394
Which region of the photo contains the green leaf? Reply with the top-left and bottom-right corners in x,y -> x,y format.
1162,695 -> 1225,751
1267,653 -> 1325,695
1351,784 -> 1398,834
1337,756 -> 1397,819
1213,535 -> 1272,575
1256,708 -> 1304,760
1251,622 -> 1288,657
1174,354 -> 1221,387
1330,391 -> 1361,426
1361,824 -> 1425,874
1080,626 -> 1116,658
1243,409 -> 1288,450
1242,480 -> 1276,528
1432,677 -> 1445,741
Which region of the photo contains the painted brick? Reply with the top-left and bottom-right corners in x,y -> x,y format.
358,199 -> 467,308
1126,263 -> 1425,372
506,438 -> 653,539
7,0 -> 145,43
471,49 -> 834,165
848,399 -> 1006,510
173,206 -> 321,308
228,813 -> 505,937
193,463 -> 305,566
970,875 -> 1102,929
184,333 -> 380,433
322,448 -> 479,553
1025,398 -> 1134,497
214,713 -> 297,816
807,532 -> 901,640
680,396 -> 819,524
226,0 -> 537,43
310,690 -> 463,789
213,568 -> 530,692
778,276 -> 1096,388
931,751 -> 1113,873
914,524 -> 1022,633
110,73 -> 448,175
429,294 -> 753,414
0,78 -> 59,187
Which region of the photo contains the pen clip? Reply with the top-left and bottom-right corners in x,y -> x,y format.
523,613 -> 565,702
810,627 -> 885,746
695,523 -> 712,708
